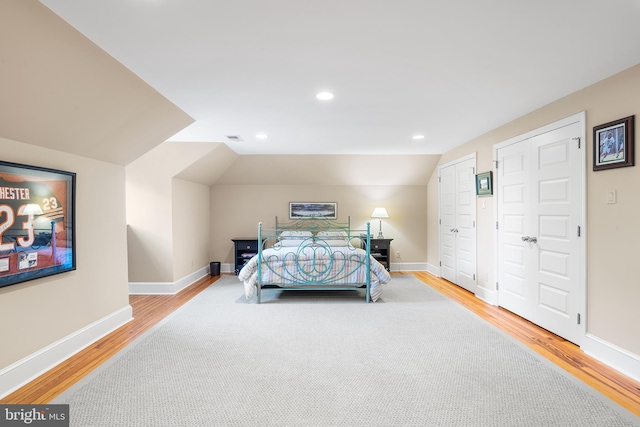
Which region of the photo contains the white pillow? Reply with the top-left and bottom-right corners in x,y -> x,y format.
276,231 -> 312,248
280,239 -> 307,247
316,230 -> 348,238
280,230 -> 313,239
316,230 -> 348,247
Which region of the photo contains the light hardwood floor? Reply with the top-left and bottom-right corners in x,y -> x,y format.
2,272 -> 639,418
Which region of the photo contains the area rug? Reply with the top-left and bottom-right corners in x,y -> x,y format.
53,275 -> 640,426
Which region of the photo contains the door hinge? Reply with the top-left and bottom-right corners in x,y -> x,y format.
473,220 -> 476,228
577,226 -> 581,237
577,313 -> 581,325
496,282 -> 499,290
472,167 -> 475,174
438,176 -> 441,183
496,221 -> 499,230
473,274 -> 476,281
572,137 -> 581,149
439,261 -> 442,267
439,219 -> 441,225
493,160 -> 499,169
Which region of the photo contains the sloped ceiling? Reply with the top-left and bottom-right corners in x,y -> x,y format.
212,154 -> 441,186
169,145 -> 440,186
37,0 -> 640,156
174,144 -> 239,186
0,0 -> 193,166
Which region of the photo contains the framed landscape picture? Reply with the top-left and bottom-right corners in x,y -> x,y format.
289,202 -> 337,219
0,161 -> 76,288
593,116 -> 634,171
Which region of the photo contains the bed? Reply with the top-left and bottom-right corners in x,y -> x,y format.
238,217 -> 391,303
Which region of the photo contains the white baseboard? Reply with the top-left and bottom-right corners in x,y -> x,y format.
475,284 -> 498,306
582,333 -> 640,382
426,263 -> 440,277
129,265 -> 210,294
390,262 -> 428,272
0,305 -> 133,399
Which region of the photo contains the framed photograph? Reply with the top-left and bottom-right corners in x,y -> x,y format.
593,115 -> 634,171
475,171 -> 493,196
0,161 -> 76,288
289,202 -> 337,219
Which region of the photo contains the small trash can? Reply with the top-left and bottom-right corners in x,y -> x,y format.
210,261 -> 221,276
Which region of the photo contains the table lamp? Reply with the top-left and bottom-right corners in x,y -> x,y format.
371,207 -> 389,239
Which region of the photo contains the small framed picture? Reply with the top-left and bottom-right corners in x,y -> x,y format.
593,116 -> 634,171
475,171 -> 493,196
289,202 -> 337,219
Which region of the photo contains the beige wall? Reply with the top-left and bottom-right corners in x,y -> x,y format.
172,178 -> 211,279
126,141 -> 216,283
0,137 -> 130,369
210,185 -> 428,267
427,63 -> 640,356
126,154 -> 173,283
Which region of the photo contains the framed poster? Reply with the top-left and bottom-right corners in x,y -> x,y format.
475,171 -> 493,196
0,161 -> 76,288
593,116 -> 634,171
289,202 -> 337,219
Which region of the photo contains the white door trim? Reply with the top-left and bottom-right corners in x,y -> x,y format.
493,111 -> 586,345
439,152 -> 477,170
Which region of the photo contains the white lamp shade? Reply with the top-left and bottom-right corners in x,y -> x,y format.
371,207 -> 389,219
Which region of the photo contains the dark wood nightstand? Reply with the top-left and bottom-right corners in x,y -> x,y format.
231,238 -> 259,275
363,238 -> 393,271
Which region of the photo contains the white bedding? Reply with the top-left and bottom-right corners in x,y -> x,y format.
238,245 -> 391,302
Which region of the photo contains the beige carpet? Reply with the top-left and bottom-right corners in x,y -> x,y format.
54,275 -> 640,426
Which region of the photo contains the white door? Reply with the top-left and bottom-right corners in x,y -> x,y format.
439,156 -> 477,293
454,160 -> 477,292
439,163 -> 457,284
496,139 -> 533,319
497,120 -> 584,344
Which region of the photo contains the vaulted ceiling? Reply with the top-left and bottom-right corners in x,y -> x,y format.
37,0 -> 640,157
3,0 -> 640,188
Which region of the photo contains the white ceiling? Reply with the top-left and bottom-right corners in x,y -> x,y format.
40,0 -> 640,156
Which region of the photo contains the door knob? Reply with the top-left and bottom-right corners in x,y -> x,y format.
521,236 -> 530,242
529,236 -> 538,243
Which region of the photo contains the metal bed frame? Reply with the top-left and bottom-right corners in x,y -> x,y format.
255,216 -> 373,303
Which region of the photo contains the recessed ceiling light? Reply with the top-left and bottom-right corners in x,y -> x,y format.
316,91 -> 334,101
412,134 -> 425,140
256,133 -> 268,139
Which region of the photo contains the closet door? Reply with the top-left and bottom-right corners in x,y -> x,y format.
439,164 -> 457,284
453,159 -> 477,293
439,156 -> 477,293
496,121 -> 584,344
496,139 -> 534,319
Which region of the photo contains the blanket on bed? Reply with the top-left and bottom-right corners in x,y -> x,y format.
238,246 -> 391,302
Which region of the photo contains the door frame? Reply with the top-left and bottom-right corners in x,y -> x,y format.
492,111 -> 587,344
438,152 -> 477,291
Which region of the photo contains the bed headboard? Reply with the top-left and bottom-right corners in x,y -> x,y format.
256,216 -> 372,250
275,216 -> 351,234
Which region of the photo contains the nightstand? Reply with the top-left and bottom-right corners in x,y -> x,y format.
363,238 -> 393,271
231,238 -> 259,275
